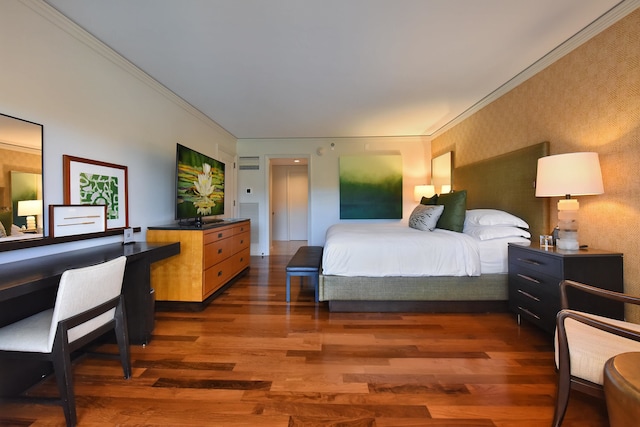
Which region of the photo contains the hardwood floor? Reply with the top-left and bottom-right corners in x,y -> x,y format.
1,254 -> 609,426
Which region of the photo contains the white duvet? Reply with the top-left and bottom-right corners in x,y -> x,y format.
322,223 -> 527,277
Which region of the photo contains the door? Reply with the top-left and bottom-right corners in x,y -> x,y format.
271,164 -> 308,241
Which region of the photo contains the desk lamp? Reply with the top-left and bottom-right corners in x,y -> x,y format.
535,152 -> 604,250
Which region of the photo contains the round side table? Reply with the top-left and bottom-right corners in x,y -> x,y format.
604,351 -> 640,427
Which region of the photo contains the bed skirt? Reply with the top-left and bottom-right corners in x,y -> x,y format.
319,274 -> 508,313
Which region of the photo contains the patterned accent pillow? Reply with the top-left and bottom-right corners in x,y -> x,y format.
409,204 -> 444,231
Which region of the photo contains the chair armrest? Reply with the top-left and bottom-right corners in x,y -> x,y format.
557,309 -> 640,343
560,280 -> 640,310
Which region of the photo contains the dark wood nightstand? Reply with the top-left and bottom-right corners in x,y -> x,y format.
508,243 -> 624,334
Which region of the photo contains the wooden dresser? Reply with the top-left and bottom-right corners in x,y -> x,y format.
147,219 -> 250,305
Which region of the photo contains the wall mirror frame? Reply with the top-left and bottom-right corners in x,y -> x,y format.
0,113 -> 44,252
431,151 -> 453,194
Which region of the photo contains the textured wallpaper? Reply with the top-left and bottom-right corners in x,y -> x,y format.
433,9 -> 640,321
0,148 -> 42,208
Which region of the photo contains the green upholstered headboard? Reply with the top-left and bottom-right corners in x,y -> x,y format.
453,142 -> 550,239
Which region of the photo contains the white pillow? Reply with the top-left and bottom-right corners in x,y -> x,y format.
463,225 -> 531,241
409,204 -> 444,231
464,209 -> 529,228
0,221 -> 6,238
11,224 -> 24,236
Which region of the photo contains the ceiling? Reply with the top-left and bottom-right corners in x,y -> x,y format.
45,0 -> 627,140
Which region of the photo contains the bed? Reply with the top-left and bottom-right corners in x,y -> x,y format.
318,142 -> 550,312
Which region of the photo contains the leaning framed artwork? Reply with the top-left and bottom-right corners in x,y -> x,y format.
49,204 -> 107,237
63,155 -> 129,229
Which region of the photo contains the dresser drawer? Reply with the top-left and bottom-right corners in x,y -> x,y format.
233,223 -> 249,235
509,246 -> 562,277
204,237 -> 233,269
204,226 -> 234,244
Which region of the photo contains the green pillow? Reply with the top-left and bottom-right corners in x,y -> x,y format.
420,194 -> 438,205
436,190 -> 467,232
0,210 -> 12,237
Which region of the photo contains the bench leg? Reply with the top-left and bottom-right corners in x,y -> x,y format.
313,274 -> 319,302
286,273 -> 291,302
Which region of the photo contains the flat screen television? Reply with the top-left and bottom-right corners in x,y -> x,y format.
175,143 -> 225,226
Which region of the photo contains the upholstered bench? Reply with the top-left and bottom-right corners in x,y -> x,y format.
286,246 -> 323,302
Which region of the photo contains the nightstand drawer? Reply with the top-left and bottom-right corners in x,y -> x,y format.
509,267 -> 561,295
509,246 -> 562,277
510,290 -> 561,332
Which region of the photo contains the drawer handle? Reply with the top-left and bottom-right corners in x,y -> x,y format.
240,257 -> 244,262
218,248 -> 223,254
218,270 -> 223,277
517,289 -> 540,302
218,233 -> 223,238
517,257 -> 542,266
240,239 -> 244,244
517,273 -> 541,284
518,306 -> 541,320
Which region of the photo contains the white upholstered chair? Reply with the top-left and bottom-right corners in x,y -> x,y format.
0,256 -> 131,426
552,279 -> 640,427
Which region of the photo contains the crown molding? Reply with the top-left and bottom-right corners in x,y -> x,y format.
430,0 -> 640,139
20,0 -> 235,139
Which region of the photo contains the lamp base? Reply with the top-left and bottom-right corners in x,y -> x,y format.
25,215 -> 36,231
556,237 -> 579,250
556,198 -> 580,250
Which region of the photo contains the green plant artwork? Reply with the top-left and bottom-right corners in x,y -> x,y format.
79,173 -> 119,220
339,154 -> 403,219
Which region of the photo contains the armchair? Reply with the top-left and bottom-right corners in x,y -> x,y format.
552,279 -> 640,426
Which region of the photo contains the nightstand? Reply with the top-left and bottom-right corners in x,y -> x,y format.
508,243 -> 624,334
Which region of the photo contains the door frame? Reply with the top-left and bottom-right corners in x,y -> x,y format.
264,155 -> 310,255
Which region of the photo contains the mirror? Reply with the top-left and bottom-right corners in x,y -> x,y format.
0,113 -> 44,246
431,151 -> 453,194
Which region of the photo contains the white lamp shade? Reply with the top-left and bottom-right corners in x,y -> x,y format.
535,152 -> 604,197
17,199 -> 43,216
414,185 -> 435,201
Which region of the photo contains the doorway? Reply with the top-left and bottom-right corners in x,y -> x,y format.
269,157 -> 309,256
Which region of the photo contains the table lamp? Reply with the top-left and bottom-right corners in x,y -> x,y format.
414,185 -> 435,201
535,152 -> 604,250
17,199 -> 43,231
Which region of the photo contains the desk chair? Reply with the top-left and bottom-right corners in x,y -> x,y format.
552,279 -> 640,427
0,256 -> 131,426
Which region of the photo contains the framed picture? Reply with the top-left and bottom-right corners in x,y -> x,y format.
63,155 -> 129,229
339,154 -> 403,219
49,204 -> 107,237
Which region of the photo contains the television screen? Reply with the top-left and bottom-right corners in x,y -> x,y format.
176,143 -> 225,222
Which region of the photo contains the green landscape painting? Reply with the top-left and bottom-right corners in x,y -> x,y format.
339,155 -> 403,219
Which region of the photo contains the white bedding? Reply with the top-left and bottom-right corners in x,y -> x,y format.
322,223 -> 528,277
0,232 -> 43,242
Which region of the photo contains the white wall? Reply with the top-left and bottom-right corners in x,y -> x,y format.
238,136 -> 431,255
0,1 -> 237,264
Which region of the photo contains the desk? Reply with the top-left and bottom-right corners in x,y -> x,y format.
0,241 -> 180,396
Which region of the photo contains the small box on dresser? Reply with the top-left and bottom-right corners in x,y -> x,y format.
508,243 -> 624,334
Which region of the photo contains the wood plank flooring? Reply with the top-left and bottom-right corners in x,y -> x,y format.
1,254 -> 609,426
